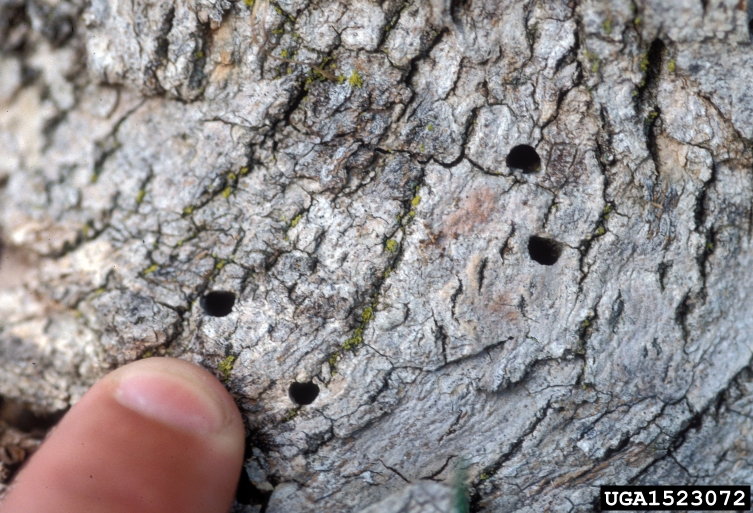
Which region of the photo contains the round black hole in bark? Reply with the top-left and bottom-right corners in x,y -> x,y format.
506,145 -> 542,173
201,291 -> 236,317
528,236 -> 563,266
289,382 -> 320,405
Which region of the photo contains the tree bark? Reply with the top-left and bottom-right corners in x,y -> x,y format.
2,0 -> 753,511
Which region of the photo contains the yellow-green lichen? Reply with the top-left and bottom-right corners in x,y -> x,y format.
596,226 -> 606,236
343,328 -> 364,351
195,50 -> 204,59
411,195 -> 421,207
582,318 -> 590,328
290,214 -> 303,228
427,123 -> 434,132
215,259 -> 227,270
385,239 -> 398,252
218,355 -> 235,381
634,16 -> 641,26
222,186 -> 233,199
668,59 -> 676,73
227,172 -> 237,181
141,350 -> 154,359
284,409 -> 298,422
136,189 -> 146,204
602,19 -> 612,35
243,0 -> 255,6
361,306 -> 373,323
280,49 -> 290,59
349,70 -> 363,88
183,206 -> 195,215
143,264 -> 159,276
479,468 -> 496,481
419,143 -> 426,152
640,52 -> 650,72
329,351 -> 340,369
706,241 -> 714,251
240,166 -> 250,175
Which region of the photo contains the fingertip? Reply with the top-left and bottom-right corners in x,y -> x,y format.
109,357 -> 245,444
1,357 -> 246,513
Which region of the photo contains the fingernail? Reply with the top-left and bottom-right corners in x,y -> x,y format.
114,370 -> 227,435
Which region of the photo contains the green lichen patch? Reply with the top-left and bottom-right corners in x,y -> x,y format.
478,468 -> 497,481
290,213 -> 303,228
343,329 -> 363,351
583,49 -> 601,74
640,52 -> 650,72
136,189 -> 146,204
330,297 -> 380,372
221,186 -> 233,199
385,239 -> 398,252
328,351 -> 340,370
218,355 -> 235,381
349,70 -> 363,88
143,264 -> 159,276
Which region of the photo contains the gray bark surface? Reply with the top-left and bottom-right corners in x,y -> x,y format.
2,0 -> 753,511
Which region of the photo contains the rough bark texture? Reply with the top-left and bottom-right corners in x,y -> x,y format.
2,0 -> 753,511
